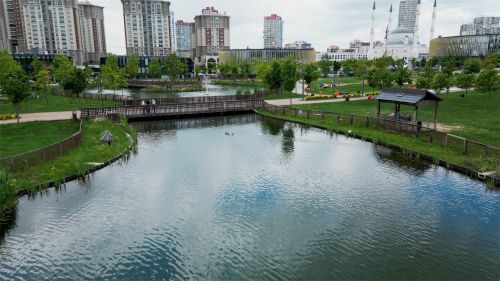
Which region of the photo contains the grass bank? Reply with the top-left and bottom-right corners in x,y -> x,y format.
293,91 -> 500,147
212,79 -> 266,88
0,118 -> 136,214
0,94 -> 120,114
256,108 -> 498,176
0,120 -> 80,158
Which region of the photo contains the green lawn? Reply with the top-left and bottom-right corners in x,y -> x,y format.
293,91 -> 500,147
8,118 -> 135,190
0,94 -> 120,114
0,120 -> 81,158
212,80 -> 266,88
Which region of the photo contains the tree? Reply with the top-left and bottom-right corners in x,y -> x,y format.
431,72 -> 451,94
0,50 -> 20,84
266,60 -> 282,93
482,53 -> 499,69
367,68 -> 394,89
463,58 -> 481,74
332,61 -> 342,74
207,62 -> 217,74
239,61 -> 252,78
302,62 -> 320,87
317,54 -> 332,77
253,60 -> 271,81
453,72 -> 475,93
394,65 -> 412,87
475,68 -> 500,94
162,54 -> 183,83
341,59 -> 357,76
416,76 -> 432,90
2,68 -> 31,124
125,53 -> 139,79
62,68 -> 90,99
32,67 -> 51,103
51,55 -> 74,83
280,58 -> 298,92
147,57 -> 162,78
31,56 -> 45,77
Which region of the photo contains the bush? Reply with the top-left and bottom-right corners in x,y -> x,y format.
0,114 -> 16,120
305,95 -> 337,101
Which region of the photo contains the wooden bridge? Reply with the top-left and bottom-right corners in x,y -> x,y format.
81,95 -> 264,120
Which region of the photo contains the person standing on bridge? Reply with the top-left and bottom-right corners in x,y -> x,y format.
151,99 -> 156,113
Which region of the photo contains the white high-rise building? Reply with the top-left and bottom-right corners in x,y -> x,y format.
263,14 -> 283,49
169,11 -> 176,52
397,0 -> 419,32
121,0 -> 172,56
79,1 -> 106,65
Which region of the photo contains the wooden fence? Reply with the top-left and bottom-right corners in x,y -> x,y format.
263,103 -> 500,161
0,120 -> 83,172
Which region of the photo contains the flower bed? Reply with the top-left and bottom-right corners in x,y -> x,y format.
0,114 -> 16,121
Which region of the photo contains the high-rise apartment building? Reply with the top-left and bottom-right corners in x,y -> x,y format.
121,0 -> 172,56
263,14 -> 283,49
0,1 -> 9,50
79,1 -> 106,65
460,17 -> 500,36
169,11 -> 176,52
192,7 -> 230,64
397,0 -> 419,32
175,20 -> 193,58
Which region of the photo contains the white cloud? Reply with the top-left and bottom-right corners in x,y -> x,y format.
90,0 -> 500,55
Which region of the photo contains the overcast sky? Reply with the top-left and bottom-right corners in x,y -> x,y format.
91,0 -> 500,55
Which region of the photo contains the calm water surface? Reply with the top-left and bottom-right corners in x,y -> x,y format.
86,84 -> 259,99
0,115 -> 498,280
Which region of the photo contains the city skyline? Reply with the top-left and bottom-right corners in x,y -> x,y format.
88,0 -> 500,55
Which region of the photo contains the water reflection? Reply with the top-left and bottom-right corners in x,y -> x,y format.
373,145 -> 430,174
0,114 -> 498,281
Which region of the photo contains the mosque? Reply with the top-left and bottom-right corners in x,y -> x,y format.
367,0 -> 438,64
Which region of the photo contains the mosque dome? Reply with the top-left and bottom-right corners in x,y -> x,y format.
386,38 -> 405,45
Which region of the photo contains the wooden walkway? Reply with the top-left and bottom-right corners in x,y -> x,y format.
81,99 -> 264,120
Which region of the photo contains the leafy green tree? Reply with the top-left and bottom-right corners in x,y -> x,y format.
218,63 -> 231,78
125,53 -> 139,79
317,54 -> 332,77
453,72 -> 475,93
431,72 -> 451,94
31,56 -> 45,77
482,52 -> 499,69
463,58 -> 481,74
2,68 -> 31,123
280,58 -> 298,92
147,57 -> 162,78
51,55 -> 74,83
368,68 -> 394,89
62,68 -> 90,99
253,60 -> 271,81
302,62 -> 320,87
332,61 -> 342,74
207,62 -> 217,74
194,65 -> 202,75
475,68 -> 500,94
416,76 -> 432,90
0,50 -> 20,84
162,54 -> 183,82
341,59 -> 357,76
239,61 -> 252,78
266,60 -> 282,93
32,67 -> 52,102
394,61 -> 412,87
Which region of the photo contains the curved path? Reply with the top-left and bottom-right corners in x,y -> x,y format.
0,111 -> 81,124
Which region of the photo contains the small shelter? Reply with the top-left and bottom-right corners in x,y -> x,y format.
375,88 -> 442,129
100,130 -> 113,146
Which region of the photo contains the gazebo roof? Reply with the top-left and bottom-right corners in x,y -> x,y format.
376,88 -> 442,105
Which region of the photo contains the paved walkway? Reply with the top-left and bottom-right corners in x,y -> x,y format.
267,96 -> 369,106
0,111 -> 81,124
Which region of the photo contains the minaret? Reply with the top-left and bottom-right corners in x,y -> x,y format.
371,1 -> 376,49
430,0 -> 437,40
388,4 -> 393,33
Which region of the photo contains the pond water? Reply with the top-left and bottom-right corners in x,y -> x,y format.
86,84 -> 260,99
0,114 -> 498,280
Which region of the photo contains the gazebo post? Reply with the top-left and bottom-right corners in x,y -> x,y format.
433,102 -> 439,130
377,100 -> 381,119
415,105 -> 419,123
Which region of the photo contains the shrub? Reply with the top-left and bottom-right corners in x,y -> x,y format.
0,114 -> 16,120
0,169 -> 16,213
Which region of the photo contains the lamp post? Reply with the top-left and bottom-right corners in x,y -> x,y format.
301,69 -> 305,101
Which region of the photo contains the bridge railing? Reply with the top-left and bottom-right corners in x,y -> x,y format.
122,92 -> 266,106
81,99 -> 264,119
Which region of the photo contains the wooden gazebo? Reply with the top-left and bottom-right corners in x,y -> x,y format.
375,88 -> 443,129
